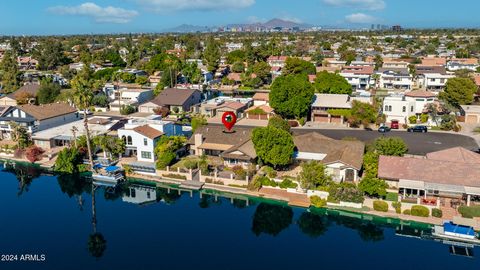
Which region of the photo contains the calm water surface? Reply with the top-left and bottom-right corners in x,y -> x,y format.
0,163 -> 479,270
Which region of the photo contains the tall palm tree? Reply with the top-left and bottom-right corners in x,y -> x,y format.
71,126 -> 78,148
72,75 -> 95,168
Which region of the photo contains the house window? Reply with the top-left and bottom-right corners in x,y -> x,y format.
147,191 -> 151,199
402,106 -> 406,112
127,136 -> 133,145
384,105 -> 389,112
144,138 -> 148,146
141,151 -> 152,159
131,188 -> 136,198
410,106 -> 414,112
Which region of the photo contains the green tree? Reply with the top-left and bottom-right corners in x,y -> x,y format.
0,50 -> 20,93
191,115 -> 207,132
10,122 -> 32,149
226,50 -> 245,64
298,161 -> 331,190
314,71 -> 352,95
348,100 -> 377,128
155,136 -> 187,169
182,62 -> 202,84
359,175 -> 388,197
204,37 -> 220,72
252,126 -> 295,168
282,57 -> 316,76
231,61 -> 245,73
36,39 -> 69,70
252,61 -> 271,83
92,94 -> 109,107
270,74 -> 314,119
268,116 -> 290,132
362,151 -> 379,177
37,79 -> 61,104
374,137 -> 408,156
55,147 -> 83,174
439,77 -> 476,108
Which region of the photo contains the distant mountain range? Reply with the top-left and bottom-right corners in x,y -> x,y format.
163,18 -> 315,33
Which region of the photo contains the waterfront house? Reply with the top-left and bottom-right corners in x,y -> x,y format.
188,125 -> 256,168
0,103 -> 78,140
293,132 -> 365,182
0,84 -> 40,106
118,116 -> 183,164
378,147 -> 480,207
138,88 -> 201,114
32,116 -> 123,149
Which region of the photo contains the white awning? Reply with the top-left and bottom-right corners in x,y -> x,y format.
399,179 -> 425,190
465,186 -> 480,196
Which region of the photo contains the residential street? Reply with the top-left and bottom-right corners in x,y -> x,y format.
293,128 -> 479,155
208,122 -> 479,155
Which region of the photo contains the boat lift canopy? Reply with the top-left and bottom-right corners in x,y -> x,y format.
105,166 -> 121,173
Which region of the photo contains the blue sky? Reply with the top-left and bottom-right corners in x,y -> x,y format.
1,0 -> 479,35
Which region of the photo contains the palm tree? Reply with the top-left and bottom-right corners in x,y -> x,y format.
71,126 -> 78,148
71,73 -> 95,168
93,135 -> 109,159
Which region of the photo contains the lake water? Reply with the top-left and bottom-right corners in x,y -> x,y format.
0,162 -> 479,270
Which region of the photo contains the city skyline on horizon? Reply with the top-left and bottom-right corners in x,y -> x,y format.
1,0 -> 480,35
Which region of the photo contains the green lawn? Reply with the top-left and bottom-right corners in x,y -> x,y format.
385,192 -> 399,202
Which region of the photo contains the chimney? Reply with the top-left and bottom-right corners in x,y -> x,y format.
194,133 -> 203,155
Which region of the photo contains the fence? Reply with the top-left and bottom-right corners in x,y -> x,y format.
157,166 -> 194,181
199,171 -> 249,187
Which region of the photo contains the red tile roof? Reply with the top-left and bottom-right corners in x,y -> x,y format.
133,125 -> 164,140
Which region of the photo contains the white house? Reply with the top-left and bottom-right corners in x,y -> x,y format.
404,90 -> 437,114
339,66 -> 375,91
109,88 -> 153,112
382,96 -> 416,124
118,116 -> 183,163
415,66 -> 454,91
446,58 -> 479,71
225,42 -> 243,52
377,68 -> 413,91
122,184 -> 157,205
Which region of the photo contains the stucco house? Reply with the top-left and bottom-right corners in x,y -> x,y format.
293,132 -> 365,182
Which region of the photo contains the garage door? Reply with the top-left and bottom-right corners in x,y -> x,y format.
466,115 -> 479,124
314,114 -> 329,123
331,116 -> 342,124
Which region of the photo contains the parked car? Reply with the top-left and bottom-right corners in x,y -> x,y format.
390,120 -> 399,129
407,125 -> 428,133
378,126 -> 391,133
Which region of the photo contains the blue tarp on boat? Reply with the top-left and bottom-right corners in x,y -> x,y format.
444,222 -> 475,236
93,164 -> 103,169
105,166 -> 121,173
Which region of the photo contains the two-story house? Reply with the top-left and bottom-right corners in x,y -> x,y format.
311,94 -> 352,124
415,66 -> 454,92
0,103 -> 78,139
339,66 -> 374,92
118,116 -> 183,164
109,88 -> 154,112
377,68 -> 413,90
138,88 -> 202,114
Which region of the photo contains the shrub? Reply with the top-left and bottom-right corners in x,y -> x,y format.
411,205 -> 430,217
432,208 -> 443,218
232,165 -> 247,180
262,166 -> 277,178
310,196 -> 327,208
408,115 -> 417,124
385,192 -> 399,202
458,205 -> 480,218
420,114 -> 429,123
329,184 -> 364,204
120,105 -> 136,115
403,209 -> 411,215
392,201 -> 402,214
279,178 -> 298,189
163,173 -> 187,180
373,200 -> 389,212
183,159 -> 198,170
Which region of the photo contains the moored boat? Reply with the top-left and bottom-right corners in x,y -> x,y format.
92,165 -> 125,185
432,217 -> 480,245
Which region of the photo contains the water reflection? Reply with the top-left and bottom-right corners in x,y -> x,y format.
2,162 -> 42,196
252,203 -> 293,236
1,163 -> 464,260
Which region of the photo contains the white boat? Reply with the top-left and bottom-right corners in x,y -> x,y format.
432,219 -> 480,245
92,165 -> 125,185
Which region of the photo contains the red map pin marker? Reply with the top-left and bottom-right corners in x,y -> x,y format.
222,111 -> 237,131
